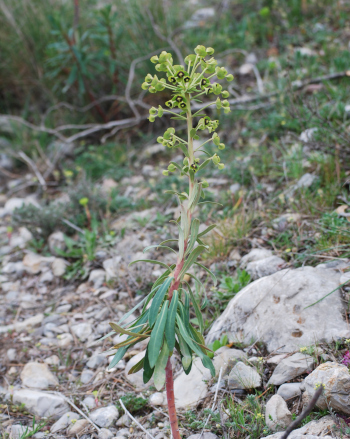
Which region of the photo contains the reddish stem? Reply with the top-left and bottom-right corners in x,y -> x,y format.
165,358 -> 181,439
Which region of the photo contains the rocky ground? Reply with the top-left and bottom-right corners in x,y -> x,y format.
1,166 -> 350,439
1,3 -> 350,437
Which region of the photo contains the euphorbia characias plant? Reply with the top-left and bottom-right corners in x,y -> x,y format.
106,45 -> 232,439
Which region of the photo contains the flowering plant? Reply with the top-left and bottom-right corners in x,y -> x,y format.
107,45 -> 232,439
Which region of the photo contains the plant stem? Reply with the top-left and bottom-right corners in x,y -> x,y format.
165,358 -> 181,439
165,94 -> 195,439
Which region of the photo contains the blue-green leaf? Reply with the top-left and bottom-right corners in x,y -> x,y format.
153,340 -> 170,390
149,277 -> 173,327
148,301 -> 169,368
197,224 -> 217,238
194,262 -> 217,286
108,346 -> 128,369
165,290 -> 179,352
129,259 -> 170,270
185,281 -> 204,333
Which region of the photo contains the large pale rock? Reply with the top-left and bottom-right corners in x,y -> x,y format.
240,249 -> 274,268
277,383 -> 302,400
124,351 -> 153,391
303,362 -> 350,415
13,389 -> 69,418
262,415 -> 335,438
268,353 -> 315,386
228,362 -> 261,389
265,394 -> 292,431
173,357 -> 210,409
245,255 -> 285,280
50,411 -> 81,433
213,347 -> 247,377
21,362 -> 59,389
67,419 -> 89,435
207,266 -> 348,352
89,405 -> 119,428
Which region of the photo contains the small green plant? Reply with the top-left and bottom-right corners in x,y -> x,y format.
218,269 -> 251,299
116,393 -> 148,414
207,334 -> 228,358
105,45 -> 232,439
19,417 -> 47,439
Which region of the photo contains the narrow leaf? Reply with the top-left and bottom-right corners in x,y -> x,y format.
128,357 -> 144,375
109,322 -> 149,339
185,219 -> 200,256
153,340 -> 170,390
197,224 -> 217,238
179,245 -> 207,279
194,262 -> 217,286
129,259 -> 170,270
108,346 -> 128,369
148,301 -> 169,368
165,290 -> 179,352
149,277 -> 173,327
143,347 -> 154,384
185,281 -> 204,333
143,244 -> 177,255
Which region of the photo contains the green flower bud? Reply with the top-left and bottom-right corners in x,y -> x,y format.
158,106 -> 163,117
222,100 -> 230,107
206,47 -> 215,55
149,107 -> 157,115
226,74 -> 234,81
155,82 -> 165,91
213,135 -> 220,146
212,83 -> 223,95
183,157 -> 189,165
218,143 -> 225,150
218,163 -> 225,170
155,63 -> 168,72
141,82 -> 149,90
167,128 -> 175,134
194,45 -> 207,57
162,170 -> 169,176
157,136 -> 164,143
158,51 -> 169,63
212,154 -> 220,165
216,98 -> 222,109
168,164 -> 177,172
216,66 -> 228,79
149,116 -> 156,122
145,74 -> 153,82
222,90 -> 229,98
149,86 -> 157,93
185,54 -> 196,65
150,55 -> 159,63
202,180 -> 209,188
224,108 -> 231,114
